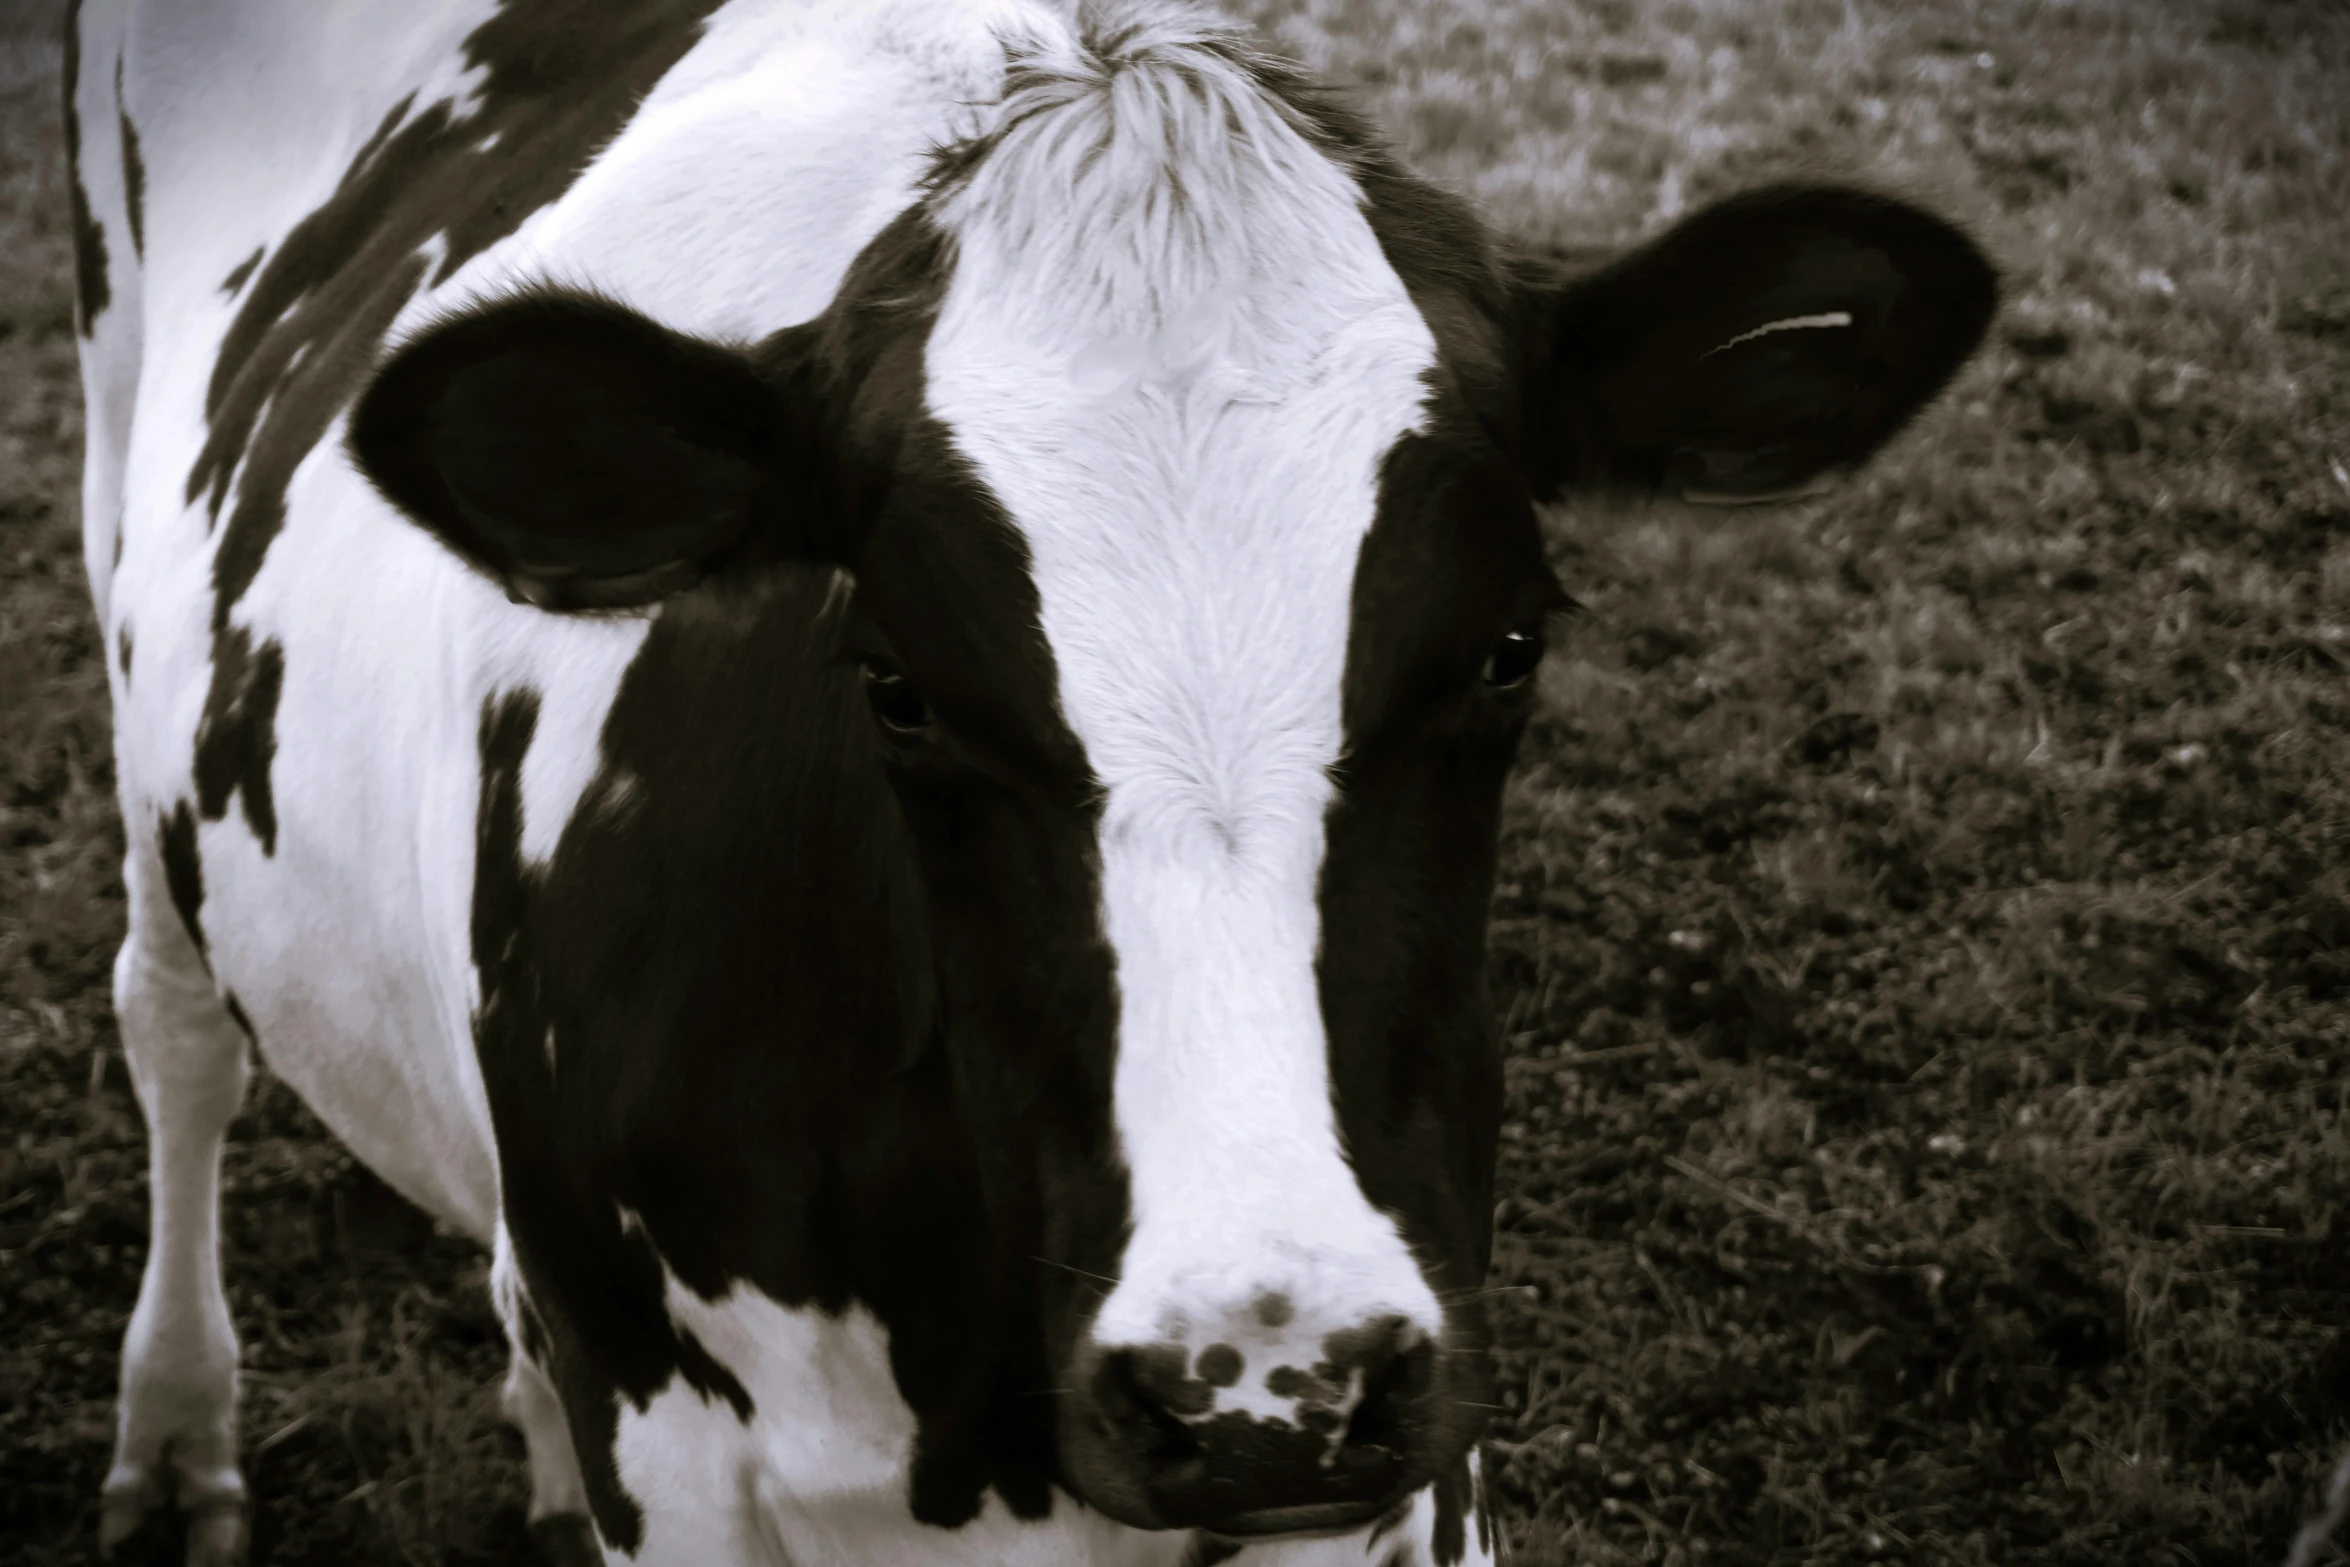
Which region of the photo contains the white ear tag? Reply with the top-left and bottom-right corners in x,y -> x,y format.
1700,310 -> 1855,359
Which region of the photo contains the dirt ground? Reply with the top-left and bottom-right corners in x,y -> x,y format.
5,1 -> 2350,1563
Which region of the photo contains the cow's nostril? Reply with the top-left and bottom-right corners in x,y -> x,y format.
1321,1312 -> 1421,1381
1120,1342 -> 1213,1419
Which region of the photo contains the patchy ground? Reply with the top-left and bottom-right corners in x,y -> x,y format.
4,0 -> 2349,1563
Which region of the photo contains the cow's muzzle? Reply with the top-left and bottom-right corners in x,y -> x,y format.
1056,1313 -> 1466,1535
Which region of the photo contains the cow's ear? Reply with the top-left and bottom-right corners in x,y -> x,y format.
1520,185 -> 1997,505
349,290 -> 827,611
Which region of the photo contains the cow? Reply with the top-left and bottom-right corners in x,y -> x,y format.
66,0 -> 1995,1562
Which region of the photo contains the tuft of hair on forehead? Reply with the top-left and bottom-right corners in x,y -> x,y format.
928,2 -> 1382,355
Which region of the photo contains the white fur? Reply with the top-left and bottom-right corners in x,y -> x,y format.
92,0 -> 1482,1558
925,8 -> 1447,1417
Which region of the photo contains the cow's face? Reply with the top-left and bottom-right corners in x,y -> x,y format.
351,27 -> 1992,1540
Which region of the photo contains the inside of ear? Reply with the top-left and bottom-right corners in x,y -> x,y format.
1539,185 -> 1998,505
350,290 -> 787,610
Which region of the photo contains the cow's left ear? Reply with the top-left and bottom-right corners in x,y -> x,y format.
350,289 -> 832,611
1520,184 -> 1997,505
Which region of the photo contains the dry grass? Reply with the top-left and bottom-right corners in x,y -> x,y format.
1246,0 -> 2350,1560
5,0 -> 2349,1562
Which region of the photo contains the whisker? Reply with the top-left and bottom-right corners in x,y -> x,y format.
1029,1254 -> 1122,1288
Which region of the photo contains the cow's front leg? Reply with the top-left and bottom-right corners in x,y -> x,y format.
491,1227 -> 603,1565
101,912 -> 253,1566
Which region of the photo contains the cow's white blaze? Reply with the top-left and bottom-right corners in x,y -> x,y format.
925,13 -> 1446,1398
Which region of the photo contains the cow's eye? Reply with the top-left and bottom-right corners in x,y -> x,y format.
1481,628 -> 1544,690
863,663 -> 932,733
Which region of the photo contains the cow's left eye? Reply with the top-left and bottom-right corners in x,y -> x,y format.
863,664 -> 933,733
1481,628 -> 1544,689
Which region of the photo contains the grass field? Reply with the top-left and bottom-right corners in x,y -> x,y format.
4,0 -> 2349,1562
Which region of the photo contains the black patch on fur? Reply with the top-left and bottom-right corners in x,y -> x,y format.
117,623 -> 131,678
194,627 -> 284,853
469,688 -> 644,1549
62,0 -> 108,336
158,799 -> 206,962
222,991 -> 257,1043
115,58 -> 143,256
470,687 -> 754,1552
220,247 -> 263,296
446,201 -> 1132,1540
183,0 -> 725,859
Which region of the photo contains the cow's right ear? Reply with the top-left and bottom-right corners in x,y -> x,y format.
349,290 -> 828,611
1515,185 -> 1997,506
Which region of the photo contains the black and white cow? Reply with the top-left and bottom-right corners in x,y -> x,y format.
68,1 -> 1994,1562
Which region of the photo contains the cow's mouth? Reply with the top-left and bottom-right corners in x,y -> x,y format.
1057,1323 -> 1489,1538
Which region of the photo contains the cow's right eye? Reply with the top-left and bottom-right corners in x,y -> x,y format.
863,664 -> 933,734
1480,627 -> 1544,690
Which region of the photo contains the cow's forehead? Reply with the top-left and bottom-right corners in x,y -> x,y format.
920,14 -> 1439,837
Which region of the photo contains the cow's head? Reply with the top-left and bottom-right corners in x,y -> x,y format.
350,15 -> 1991,1541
